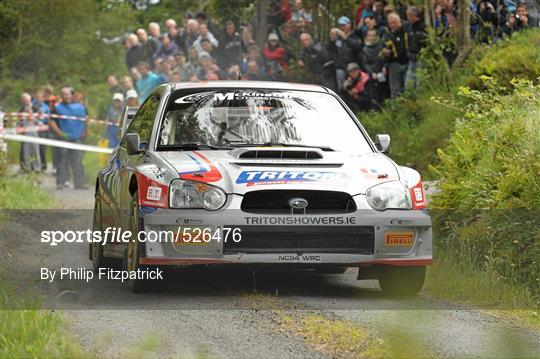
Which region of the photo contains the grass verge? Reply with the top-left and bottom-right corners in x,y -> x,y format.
0,280 -> 91,359
0,175 -> 88,357
280,313 -> 436,359
0,174 -> 55,209
242,293 -> 436,359
425,251 -> 540,330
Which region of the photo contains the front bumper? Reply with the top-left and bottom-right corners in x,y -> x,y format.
139,203 -> 433,267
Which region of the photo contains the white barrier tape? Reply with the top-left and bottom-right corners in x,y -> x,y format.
4,134 -> 113,154
3,125 -> 50,135
1,111 -> 118,126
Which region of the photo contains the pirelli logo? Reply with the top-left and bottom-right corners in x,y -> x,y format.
384,232 -> 415,247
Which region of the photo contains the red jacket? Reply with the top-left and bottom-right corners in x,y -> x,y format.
263,45 -> 288,69
346,72 -> 370,100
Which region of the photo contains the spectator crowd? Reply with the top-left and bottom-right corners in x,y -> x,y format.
11,0 -> 538,189
113,0 -> 537,113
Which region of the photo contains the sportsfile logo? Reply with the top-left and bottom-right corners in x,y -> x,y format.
236,171 -> 348,186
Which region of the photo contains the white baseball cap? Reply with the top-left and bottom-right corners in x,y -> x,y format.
113,92 -> 124,102
125,90 -> 138,100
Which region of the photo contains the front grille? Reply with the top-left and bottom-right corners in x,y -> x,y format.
241,190 -> 357,214
223,226 -> 374,255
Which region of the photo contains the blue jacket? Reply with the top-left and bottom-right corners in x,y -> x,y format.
33,101 -> 50,124
136,72 -> 160,102
55,102 -> 87,140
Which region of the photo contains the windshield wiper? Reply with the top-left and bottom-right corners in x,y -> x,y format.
157,143 -> 230,151
230,142 -> 334,151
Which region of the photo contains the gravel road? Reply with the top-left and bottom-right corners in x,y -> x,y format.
1,174 -> 538,358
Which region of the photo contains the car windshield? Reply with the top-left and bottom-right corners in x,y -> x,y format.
157,89 -> 373,154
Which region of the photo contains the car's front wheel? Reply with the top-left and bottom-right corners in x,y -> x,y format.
124,190 -> 156,293
377,266 -> 426,296
91,192 -> 119,272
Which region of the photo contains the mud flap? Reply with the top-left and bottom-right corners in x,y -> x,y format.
357,265 -> 379,280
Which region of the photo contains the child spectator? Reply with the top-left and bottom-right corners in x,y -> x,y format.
105,93 -> 124,148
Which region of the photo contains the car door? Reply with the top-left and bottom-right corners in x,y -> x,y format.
118,94 -> 161,229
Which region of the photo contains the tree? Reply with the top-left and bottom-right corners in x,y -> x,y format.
452,0 -> 472,69
255,0 -> 269,48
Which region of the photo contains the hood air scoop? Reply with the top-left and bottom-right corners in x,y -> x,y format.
237,149 -> 323,160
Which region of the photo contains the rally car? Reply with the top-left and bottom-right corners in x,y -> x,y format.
91,81 -> 432,294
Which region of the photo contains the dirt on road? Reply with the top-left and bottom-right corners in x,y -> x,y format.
1,174 -> 538,358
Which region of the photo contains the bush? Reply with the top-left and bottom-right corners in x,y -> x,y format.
469,30 -> 540,90
359,30 -> 540,175
430,78 -> 540,298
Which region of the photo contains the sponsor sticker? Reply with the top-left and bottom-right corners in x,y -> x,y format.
245,216 -> 356,225
390,218 -> 413,225
176,217 -> 204,225
236,171 -> 348,186
410,182 -> 427,209
414,187 -> 423,202
146,186 -> 162,201
384,232 -> 415,247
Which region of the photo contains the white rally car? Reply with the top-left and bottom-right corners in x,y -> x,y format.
91,81 -> 432,294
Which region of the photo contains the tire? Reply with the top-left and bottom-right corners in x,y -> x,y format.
91,193 -> 119,272
124,190 -> 155,293
377,266 -> 426,297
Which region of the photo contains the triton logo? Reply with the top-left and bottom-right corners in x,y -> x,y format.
288,198 -> 308,213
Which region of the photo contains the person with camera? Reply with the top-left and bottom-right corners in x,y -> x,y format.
515,3 -> 532,30
382,13 -> 409,98
328,16 -> 363,91
342,63 -> 371,113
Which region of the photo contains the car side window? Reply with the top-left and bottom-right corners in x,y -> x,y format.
125,95 -> 160,144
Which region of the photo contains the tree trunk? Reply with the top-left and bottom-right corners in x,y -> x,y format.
453,0 -> 472,69
424,0 -> 432,29
256,0 -> 269,48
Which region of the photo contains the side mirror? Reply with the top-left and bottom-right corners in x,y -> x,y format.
125,133 -> 144,155
375,134 -> 391,153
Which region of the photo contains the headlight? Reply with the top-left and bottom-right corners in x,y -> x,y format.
366,181 -> 412,211
169,179 -> 226,210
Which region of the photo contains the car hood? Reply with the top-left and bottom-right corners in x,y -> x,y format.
158,148 -> 400,195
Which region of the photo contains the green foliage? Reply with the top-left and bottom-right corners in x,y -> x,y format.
431,78 -> 540,209
0,280 -> 90,358
207,0 -> 255,24
0,0 -> 135,107
1,0 -> 135,79
469,31 -> 540,90
133,0 -> 202,26
430,78 -> 540,298
426,248 -> 539,316
359,30 -> 540,175
0,175 -> 54,209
